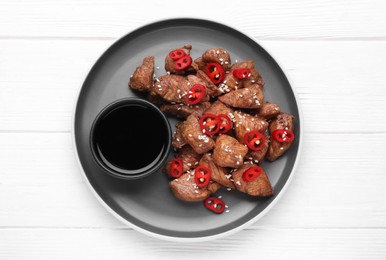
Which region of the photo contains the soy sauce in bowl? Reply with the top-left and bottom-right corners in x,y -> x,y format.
90,98 -> 171,179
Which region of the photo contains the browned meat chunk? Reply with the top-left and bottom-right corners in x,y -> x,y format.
128,56 -> 154,92
179,115 -> 215,154
172,122 -> 186,149
219,60 -> 264,92
218,84 -> 264,109
160,102 -> 210,119
164,146 -> 201,174
200,154 -> 235,189
153,74 -> 210,105
194,57 -> 206,71
201,48 -> 231,71
177,146 -> 202,172
169,172 -> 220,202
204,100 -> 234,117
212,135 -> 248,168
233,111 -> 268,143
195,70 -> 223,97
266,112 -> 295,161
246,134 -> 270,164
258,102 -> 281,119
165,44 -> 198,74
232,164 -> 273,197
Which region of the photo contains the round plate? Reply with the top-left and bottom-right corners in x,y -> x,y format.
73,18 -> 302,241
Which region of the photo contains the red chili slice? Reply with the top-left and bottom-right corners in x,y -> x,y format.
168,158 -> 183,178
204,197 -> 225,214
217,114 -> 232,134
194,166 -> 211,188
233,68 -> 251,79
186,84 -> 206,105
175,55 -> 192,70
242,165 -> 263,182
169,49 -> 186,61
199,113 -> 220,135
243,130 -> 265,151
205,62 -> 225,84
272,129 -> 295,143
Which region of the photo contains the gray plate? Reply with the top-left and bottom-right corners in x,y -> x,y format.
74,18 -> 302,241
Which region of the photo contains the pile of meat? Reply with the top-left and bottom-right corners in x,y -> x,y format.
129,44 -> 295,214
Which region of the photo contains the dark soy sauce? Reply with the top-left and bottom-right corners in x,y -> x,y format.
93,104 -> 168,172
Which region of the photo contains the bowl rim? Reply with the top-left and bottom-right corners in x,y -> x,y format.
88,97 -> 172,180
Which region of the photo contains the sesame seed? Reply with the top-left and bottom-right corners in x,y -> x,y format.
280,147 -> 284,150
225,205 -> 229,208
188,134 -> 192,137
187,163 -> 192,167
130,74 -> 133,78
226,210 -> 230,213
156,66 -> 160,70
176,138 -> 180,142
236,161 -> 240,165
218,195 -> 222,199
216,50 -> 220,54
227,188 -> 232,191
236,181 -> 241,185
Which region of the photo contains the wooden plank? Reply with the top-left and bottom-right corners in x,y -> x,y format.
0,228 -> 385,259
1,39 -> 386,132
0,0 -> 385,39
0,132 -> 385,228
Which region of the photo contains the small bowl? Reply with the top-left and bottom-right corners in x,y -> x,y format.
89,98 -> 172,180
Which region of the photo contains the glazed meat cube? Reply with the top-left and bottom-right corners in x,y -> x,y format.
219,60 -> 264,92
164,146 -> 201,174
266,112 -> 295,161
246,134 -> 270,164
218,84 -> 264,109
160,101 -> 210,119
204,100 -> 234,117
232,164 -> 273,197
200,153 -> 235,189
233,111 -> 268,143
179,115 -> 215,154
169,172 -> 220,202
128,56 -> 154,92
212,135 -> 248,168
172,122 -> 186,149
177,146 -> 202,172
201,48 -> 231,71
165,44 -> 198,74
194,57 -> 206,71
153,74 -> 209,105
258,102 -> 281,119
195,70 -> 223,97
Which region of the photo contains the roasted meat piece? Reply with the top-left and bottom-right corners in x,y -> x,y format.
218,84 -> 264,109
232,164 -> 273,197
212,135 -> 248,168
169,172 -> 220,202
164,146 -> 201,174
258,102 -> 281,119
172,122 -> 186,149
200,153 -> 235,189
165,44 -> 198,74
128,56 -> 154,92
160,101 -> 210,119
233,111 -> 269,143
204,100 -> 234,117
179,115 -> 215,154
195,70 -> 223,97
153,74 -> 210,105
194,57 -> 206,71
266,112 -> 295,161
219,60 -> 264,92
246,134 -> 270,164
201,48 -> 231,71
176,146 -> 202,172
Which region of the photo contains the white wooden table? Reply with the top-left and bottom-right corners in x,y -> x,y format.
1,0 -> 386,258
